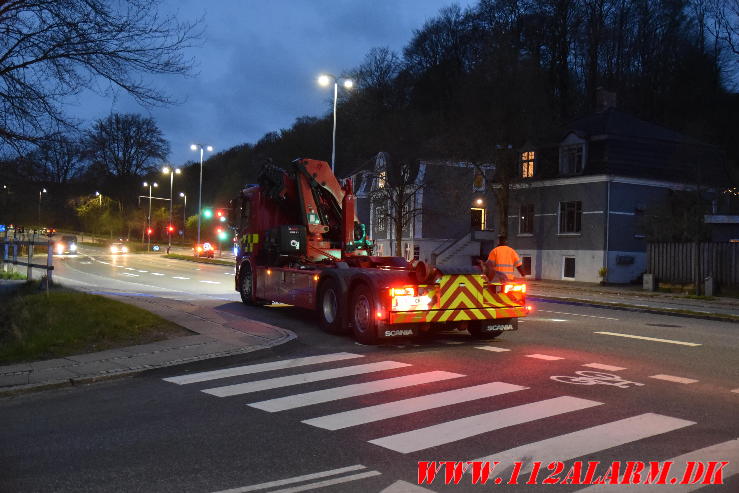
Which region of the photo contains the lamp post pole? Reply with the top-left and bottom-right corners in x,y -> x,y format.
191,144 -> 213,247
143,182 -> 157,252
318,74 -> 353,172
162,167 -> 180,251
180,192 -> 187,240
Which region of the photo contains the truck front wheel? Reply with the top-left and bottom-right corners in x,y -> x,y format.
239,264 -> 261,306
350,284 -> 379,345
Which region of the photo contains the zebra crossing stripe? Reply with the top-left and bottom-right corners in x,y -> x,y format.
267,471 -> 382,493
369,396 -> 602,453
163,353 -> 364,385
202,361 -> 411,397
572,438 -> 739,492
211,464 -> 368,492
249,371 -> 464,412
472,413 -> 695,475
304,382 -> 527,431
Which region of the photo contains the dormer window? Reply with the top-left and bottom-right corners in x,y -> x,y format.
560,144 -> 584,174
521,151 -> 535,178
377,170 -> 386,189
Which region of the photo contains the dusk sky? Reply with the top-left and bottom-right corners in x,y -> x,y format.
71,0 -> 477,167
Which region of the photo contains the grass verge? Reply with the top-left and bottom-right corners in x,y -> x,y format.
0,282 -> 191,364
163,253 -> 235,266
0,271 -> 26,280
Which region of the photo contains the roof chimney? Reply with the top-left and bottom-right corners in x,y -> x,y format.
596,87 -> 617,112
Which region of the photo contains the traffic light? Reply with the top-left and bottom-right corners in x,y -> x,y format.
147,227 -> 153,235
216,209 -> 226,222
203,208 -> 213,219
168,225 -> 175,233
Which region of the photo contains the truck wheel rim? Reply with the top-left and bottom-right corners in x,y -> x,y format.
322,289 -> 337,324
354,294 -> 371,334
242,270 -> 252,299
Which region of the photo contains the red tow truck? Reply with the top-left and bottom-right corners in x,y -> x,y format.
229,158 -> 529,344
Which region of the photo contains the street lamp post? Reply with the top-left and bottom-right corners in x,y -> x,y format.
179,192 -> 187,240
95,191 -> 102,206
162,166 -> 181,252
38,188 -> 47,223
143,181 -> 158,252
318,73 -> 354,172
190,144 -> 213,247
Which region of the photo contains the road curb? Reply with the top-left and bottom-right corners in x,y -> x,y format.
0,331 -> 297,397
529,295 -> 739,324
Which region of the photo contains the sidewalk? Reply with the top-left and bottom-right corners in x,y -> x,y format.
0,293 -> 296,395
527,279 -> 739,321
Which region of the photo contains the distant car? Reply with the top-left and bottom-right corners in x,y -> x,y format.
110,242 -> 129,254
55,235 -> 78,255
195,242 -> 214,258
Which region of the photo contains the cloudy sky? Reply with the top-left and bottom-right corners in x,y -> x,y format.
72,0 -> 477,166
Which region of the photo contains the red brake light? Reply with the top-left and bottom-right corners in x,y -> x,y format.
504,283 -> 527,294
389,287 -> 416,297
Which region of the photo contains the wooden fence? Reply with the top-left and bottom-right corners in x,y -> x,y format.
647,242 -> 739,287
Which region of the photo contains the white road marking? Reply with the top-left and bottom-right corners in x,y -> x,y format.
537,309 -> 618,321
200,280 -> 220,284
649,374 -> 699,384
202,361 -> 411,397
151,272 -> 164,276
125,267 -> 135,271
172,276 -> 190,280
573,438 -> 739,492
250,371 -> 463,412
268,471 -> 382,493
121,273 -> 139,277
583,363 -> 626,371
164,353 -> 364,385
473,413 -> 695,475
304,382 -> 526,431
595,331 -> 701,347
526,354 -> 564,361
475,346 -> 510,352
97,260 -> 109,265
211,464 -> 369,493
368,396 -> 602,453
137,269 -> 148,273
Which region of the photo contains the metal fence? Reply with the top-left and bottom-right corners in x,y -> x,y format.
647,242 -> 739,287
1,232 -> 55,285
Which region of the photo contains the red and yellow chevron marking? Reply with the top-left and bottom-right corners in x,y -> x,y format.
389,306 -> 528,324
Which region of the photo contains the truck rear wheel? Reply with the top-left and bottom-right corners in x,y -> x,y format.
350,284 -> 379,345
318,279 -> 344,334
239,264 -> 260,306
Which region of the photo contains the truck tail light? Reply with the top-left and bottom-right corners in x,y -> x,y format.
503,283 -> 526,294
389,287 -> 416,297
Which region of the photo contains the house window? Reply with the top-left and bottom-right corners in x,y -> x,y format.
559,201 -> 582,233
413,244 -> 420,261
521,151 -> 535,178
563,257 -> 576,279
470,207 -> 485,231
472,170 -> 485,191
521,256 -> 532,276
519,204 -> 534,234
375,205 -> 386,232
560,144 -> 584,175
377,171 -> 386,189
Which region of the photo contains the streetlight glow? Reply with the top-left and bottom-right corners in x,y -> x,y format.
318,74 -> 330,86
162,166 -> 170,174
343,79 -> 354,89
175,168 -> 181,175
190,144 -> 197,151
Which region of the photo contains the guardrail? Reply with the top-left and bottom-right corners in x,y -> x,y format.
1,232 -> 55,286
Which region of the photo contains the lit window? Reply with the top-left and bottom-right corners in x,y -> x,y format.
560,144 -> 584,175
521,151 -> 535,178
377,171 -> 386,189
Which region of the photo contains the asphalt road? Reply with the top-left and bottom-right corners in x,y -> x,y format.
2,247 -> 738,492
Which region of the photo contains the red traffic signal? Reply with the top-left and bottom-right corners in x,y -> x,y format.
215,227 -> 223,234
167,225 -> 175,233
147,228 -> 153,235
216,210 -> 223,217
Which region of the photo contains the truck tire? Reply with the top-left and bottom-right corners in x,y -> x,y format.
239,264 -> 260,306
468,319 -> 511,340
350,283 -> 379,345
318,279 -> 344,334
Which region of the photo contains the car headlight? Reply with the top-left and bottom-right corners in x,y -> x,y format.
70,244 -> 77,251
110,246 -> 117,253
121,246 -> 128,253
56,244 -> 64,254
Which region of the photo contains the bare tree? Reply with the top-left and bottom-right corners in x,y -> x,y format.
370,153 -> 424,257
705,0 -> 739,56
0,0 -> 202,153
84,113 -> 168,178
31,134 -> 83,184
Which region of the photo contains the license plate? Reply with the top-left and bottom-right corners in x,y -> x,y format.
486,324 -> 516,332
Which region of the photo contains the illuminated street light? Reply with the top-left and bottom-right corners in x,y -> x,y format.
38,188 -> 47,223
317,73 -> 354,172
191,143 -> 214,246
162,166 -> 181,251
95,191 -> 102,206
